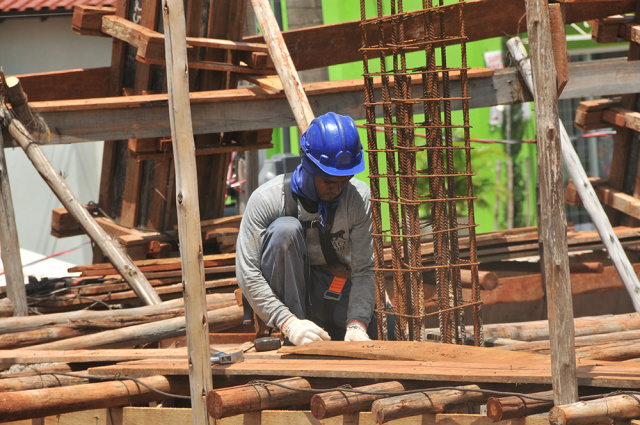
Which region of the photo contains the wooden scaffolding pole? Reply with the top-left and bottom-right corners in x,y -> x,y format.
250,0 -> 315,133
161,0 -> 211,424
515,0 -> 579,405
0,85 -> 161,308
0,130 -> 27,316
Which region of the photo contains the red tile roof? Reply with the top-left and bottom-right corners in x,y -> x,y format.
0,0 -> 115,13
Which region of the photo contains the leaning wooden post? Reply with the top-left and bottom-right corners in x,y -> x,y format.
161,1 -> 211,424
0,130 -> 27,316
0,95 -> 161,307
250,0 -> 315,133
511,0 -> 579,405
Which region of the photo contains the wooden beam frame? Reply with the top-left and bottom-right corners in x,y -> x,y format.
3,58 -> 636,147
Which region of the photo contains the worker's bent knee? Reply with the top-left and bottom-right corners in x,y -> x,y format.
263,216 -> 305,250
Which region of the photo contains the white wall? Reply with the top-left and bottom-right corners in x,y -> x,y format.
0,15 -> 113,269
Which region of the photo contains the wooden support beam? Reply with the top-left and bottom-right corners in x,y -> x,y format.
508,30 -> 577,403
550,394 -> 640,425
206,377 -> 312,419
591,14 -> 634,43
0,85 -> 162,307
371,385 -> 487,424
0,122 -> 27,317
250,0 -> 315,133
549,4 -> 569,96
566,178 -> 640,221
243,0 -> 636,72
161,0 -> 211,423
15,58 -> 639,147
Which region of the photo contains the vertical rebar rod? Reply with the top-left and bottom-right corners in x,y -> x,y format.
360,0 -> 483,344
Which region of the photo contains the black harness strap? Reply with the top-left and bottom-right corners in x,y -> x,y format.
283,173 -> 345,268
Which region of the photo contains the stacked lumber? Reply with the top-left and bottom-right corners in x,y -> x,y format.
4,319 -> 640,423
51,207 -> 243,259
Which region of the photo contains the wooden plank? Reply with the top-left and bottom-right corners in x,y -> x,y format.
123,407 -> 258,425
566,179 -> 640,220
591,14 -> 633,43
68,252 -> 234,274
16,58 -> 639,147
0,348 -> 190,365
71,5 -> 115,36
85,356 -> 640,388
8,68 -> 112,102
603,107 -> 640,132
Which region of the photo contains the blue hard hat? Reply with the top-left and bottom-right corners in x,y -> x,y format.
300,112 -> 365,176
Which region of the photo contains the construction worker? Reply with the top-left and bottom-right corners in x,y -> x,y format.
236,112 -> 376,345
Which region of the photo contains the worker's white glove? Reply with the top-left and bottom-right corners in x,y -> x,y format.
282,316 -> 331,346
344,320 -> 371,342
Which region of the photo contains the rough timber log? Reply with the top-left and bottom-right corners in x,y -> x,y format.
26,304 -> 242,350
0,375 -> 188,422
574,340 -> 640,361
0,298 -> 13,317
486,390 -> 554,421
0,129 -> 26,317
371,385 -> 487,424
0,295 -> 237,348
311,381 -> 407,419
0,293 -> 235,334
206,377 -> 312,419
0,371 -> 90,392
497,329 -> 640,358
549,394 -> 640,425
481,313 -> 640,341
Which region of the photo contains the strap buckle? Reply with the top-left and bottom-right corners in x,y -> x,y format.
324,289 -> 342,301
323,276 -> 347,302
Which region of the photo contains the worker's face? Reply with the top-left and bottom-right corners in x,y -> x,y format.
314,175 -> 352,201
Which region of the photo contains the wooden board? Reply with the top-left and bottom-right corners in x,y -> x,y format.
12,407 -> 551,425
84,357 -> 640,388
11,58 -> 639,147
0,348 -> 189,365
82,341 -> 640,388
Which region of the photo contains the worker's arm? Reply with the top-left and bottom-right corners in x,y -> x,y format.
235,176 -> 293,330
344,181 -> 377,329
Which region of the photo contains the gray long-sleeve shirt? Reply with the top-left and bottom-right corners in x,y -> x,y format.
236,174 -> 376,330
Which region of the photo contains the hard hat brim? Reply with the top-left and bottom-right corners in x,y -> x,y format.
309,155 -> 366,177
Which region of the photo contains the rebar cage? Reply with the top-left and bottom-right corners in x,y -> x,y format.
360,0 -> 484,345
